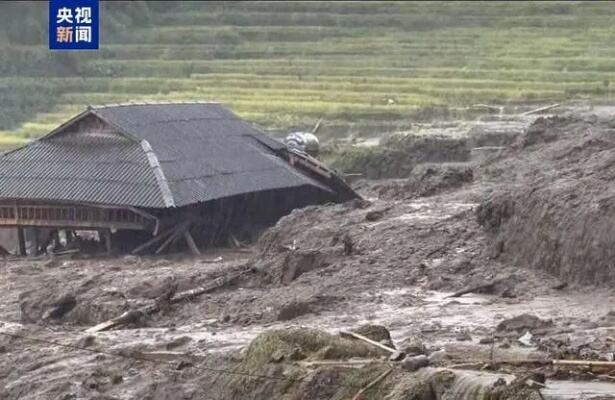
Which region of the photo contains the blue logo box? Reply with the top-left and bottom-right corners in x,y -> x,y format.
49,0 -> 99,50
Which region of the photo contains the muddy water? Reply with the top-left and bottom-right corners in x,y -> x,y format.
542,379 -> 615,399
91,284 -> 613,358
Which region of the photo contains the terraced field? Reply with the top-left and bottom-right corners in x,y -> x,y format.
1,1 -> 615,146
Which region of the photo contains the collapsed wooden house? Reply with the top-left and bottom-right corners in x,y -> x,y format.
0,102 -> 357,256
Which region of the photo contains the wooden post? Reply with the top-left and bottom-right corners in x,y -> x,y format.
31,228 -> 39,256
183,230 -> 201,256
103,229 -> 112,255
17,227 -> 26,256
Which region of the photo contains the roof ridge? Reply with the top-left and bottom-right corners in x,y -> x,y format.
90,100 -> 220,109
140,139 -> 176,208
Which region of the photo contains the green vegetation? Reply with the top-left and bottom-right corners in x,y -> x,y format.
1,1 -> 615,146
227,327 -> 390,400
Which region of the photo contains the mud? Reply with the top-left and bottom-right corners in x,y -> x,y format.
477,113 -> 615,285
2,108 -> 615,399
331,134 -> 471,179
357,162 -> 474,201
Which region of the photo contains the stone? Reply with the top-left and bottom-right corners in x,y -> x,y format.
401,355 -> 429,371
496,314 -> 553,333
479,337 -> 495,345
428,349 -> 447,364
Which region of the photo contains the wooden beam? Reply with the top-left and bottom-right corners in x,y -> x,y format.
155,221 -> 190,255
131,226 -> 175,255
0,219 -> 146,231
183,230 -> 201,256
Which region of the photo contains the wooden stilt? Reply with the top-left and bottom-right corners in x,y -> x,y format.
155,221 -> 190,255
131,226 -> 176,255
32,228 -> 39,256
183,230 -> 201,255
104,229 -> 112,255
17,227 -> 26,256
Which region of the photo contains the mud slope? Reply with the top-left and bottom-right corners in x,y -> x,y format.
477,114 -> 615,285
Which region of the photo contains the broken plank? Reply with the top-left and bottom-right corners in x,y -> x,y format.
351,368 -> 393,400
521,103 -> 560,116
297,359 -> 387,368
86,309 -> 151,333
340,330 -> 405,361
169,267 -> 250,304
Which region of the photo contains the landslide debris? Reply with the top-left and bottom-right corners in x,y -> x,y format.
359,162 -> 474,201
477,113 -> 615,285
331,134 -> 470,179
3,110 -> 615,400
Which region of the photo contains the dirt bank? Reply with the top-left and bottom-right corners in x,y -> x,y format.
331,134 -> 470,179
477,114 -> 615,285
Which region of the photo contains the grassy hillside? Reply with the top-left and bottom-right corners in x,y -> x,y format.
1,1 -> 615,147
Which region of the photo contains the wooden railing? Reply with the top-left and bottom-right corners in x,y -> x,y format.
0,202 -> 150,230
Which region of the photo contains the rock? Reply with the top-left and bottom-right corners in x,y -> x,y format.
353,324 -> 394,348
401,354 -> 429,371
365,209 -> 386,221
76,335 -> 96,348
479,337 -> 495,345
276,300 -> 313,321
271,349 -> 286,363
348,198 -> 372,210
122,255 -> 139,265
496,314 -> 553,333
517,331 -> 534,347
176,360 -> 193,370
165,336 -> 192,350
456,331 -> 472,342
551,281 -> 568,290
400,339 -> 427,356
428,349 -> 447,364
280,250 -> 330,284
44,293 -> 77,320
288,347 -> 306,361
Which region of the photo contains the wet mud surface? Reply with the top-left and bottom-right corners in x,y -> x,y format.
1,109 -> 615,399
